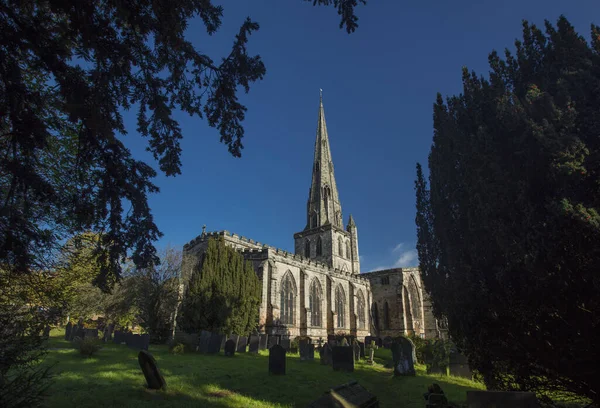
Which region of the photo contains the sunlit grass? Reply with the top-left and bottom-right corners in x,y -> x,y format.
42,329 -> 485,407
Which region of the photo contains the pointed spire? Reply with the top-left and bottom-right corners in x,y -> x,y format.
347,214 -> 355,228
306,91 -> 343,230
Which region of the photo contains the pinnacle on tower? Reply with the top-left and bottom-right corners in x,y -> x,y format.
305,92 -> 343,230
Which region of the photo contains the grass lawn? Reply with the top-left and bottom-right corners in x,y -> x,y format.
42,329 -> 485,407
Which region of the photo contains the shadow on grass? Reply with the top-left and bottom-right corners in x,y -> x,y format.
43,331 -> 484,408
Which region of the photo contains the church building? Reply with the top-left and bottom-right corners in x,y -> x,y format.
182,96 -> 442,341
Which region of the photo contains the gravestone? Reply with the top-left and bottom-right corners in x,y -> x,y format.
320,343 -> 332,365
308,381 -> 379,408
140,334 -> 150,351
259,334 -> 268,350
102,327 -> 109,343
280,338 -> 290,351
207,333 -> 223,353
268,344 -> 286,375
220,335 -> 227,351
391,338 -> 415,376
332,346 -> 354,372
267,335 -> 279,349
130,334 -> 141,349
84,328 -> 99,339
199,330 -> 211,353
113,330 -> 121,344
237,336 -> 248,353
353,343 -> 361,361
449,352 -> 472,379
466,391 -> 537,408
249,335 -> 259,353
299,340 -> 314,361
125,332 -> 133,347
224,339 -> 236,356
358,342 -> 365,359
65,322 -> 72,340
228,334 -> 239,350
138,350 -> 166,390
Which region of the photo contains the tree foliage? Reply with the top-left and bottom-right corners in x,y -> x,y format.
178,238 -> 261,335
0,0 -> 365,289
415,17 -> 600,403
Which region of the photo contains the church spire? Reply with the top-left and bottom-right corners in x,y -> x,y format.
306,91 -> 343,230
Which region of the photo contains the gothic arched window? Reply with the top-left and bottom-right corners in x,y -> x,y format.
311,211 -> 318,228
338,237 -> 343,258
346,241 -> 351,260
304,239 -> 310,258
383,301 -> 390,330
316,237 -> 322,256
357,291 -> 366,329
372,303 -> 380,331
335,285 -> 345,328
309,279 -> 322,327
280,273 -> 296,325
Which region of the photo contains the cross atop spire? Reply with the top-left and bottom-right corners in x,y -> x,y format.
305,93 -> 343,230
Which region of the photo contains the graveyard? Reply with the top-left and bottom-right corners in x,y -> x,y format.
44,328 -> 484,407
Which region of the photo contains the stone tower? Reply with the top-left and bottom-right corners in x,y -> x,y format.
294,93 -> 360,274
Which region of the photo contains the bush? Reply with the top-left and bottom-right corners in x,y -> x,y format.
169,342 -> 186,355
73,337 -> 102,357
409,335 -> 428,364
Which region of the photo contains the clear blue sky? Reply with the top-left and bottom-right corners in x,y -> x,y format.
122,0 -> 598,272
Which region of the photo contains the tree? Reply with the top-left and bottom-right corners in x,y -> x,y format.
129,246 -> 181,342
415,17 -> 600,403
178,237 -> 261,335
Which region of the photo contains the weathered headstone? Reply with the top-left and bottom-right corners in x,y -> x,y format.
138,350 -> 166,390
259,334 -> 268,350
249,335 -> 259,353
112,330 -> 121,344
320,343 -> 332,365
125,332 -> 133,346
65,322 -> 72,340
466,391 -> 537,408
224,339 -> 236,356
308,381 -> 379,408
353,343 -> 361,361
237,336 -> 248,353
228,334 -> 239,350
358,342 -> 365,359
300,340 -> 314,361
268,344 -> 286,375
198,330 -> 211,353
391,338 -> 416,376
280,338 -> 290,351
208,333 -> 223,353
332,346 -> 354,372
449,352 -> 472,379
383,336 -> 393,349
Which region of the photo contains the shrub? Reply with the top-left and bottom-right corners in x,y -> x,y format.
169,342 -> 186,355
73,337 -> 102,358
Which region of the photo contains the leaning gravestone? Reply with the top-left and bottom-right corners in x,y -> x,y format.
320,343 -> 332,365
64,322 -> 72,340
249,335 -> 259,353
259,334 -> 268,350
138,350 -> 166,390
308,381 -> 379,408
208,333 -> 223,353
237,336 -> 248,353
268,344 -> 286,375
466,391 -> 537,408
198,330 -> 211,353
391,338 -> 416,376
224,339 -> 236,357
332,346 -> 354,372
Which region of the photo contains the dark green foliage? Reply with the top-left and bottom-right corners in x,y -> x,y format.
416,16 -> 600,403
73,337 -> 102,358
178,238 -> 261,335
169,343 -> 186,355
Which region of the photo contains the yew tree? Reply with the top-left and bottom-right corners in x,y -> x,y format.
416,17 -> 600,403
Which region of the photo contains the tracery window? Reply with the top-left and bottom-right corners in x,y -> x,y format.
280,273 -> 295,325
309,279 -> 322,327
346,241 -> 351,260
335,285 -> 345,328
357,291 -> 366,329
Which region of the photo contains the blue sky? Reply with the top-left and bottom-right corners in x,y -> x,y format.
122,0 -> 598,272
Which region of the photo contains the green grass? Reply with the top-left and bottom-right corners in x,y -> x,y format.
42,329 -> 484,407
